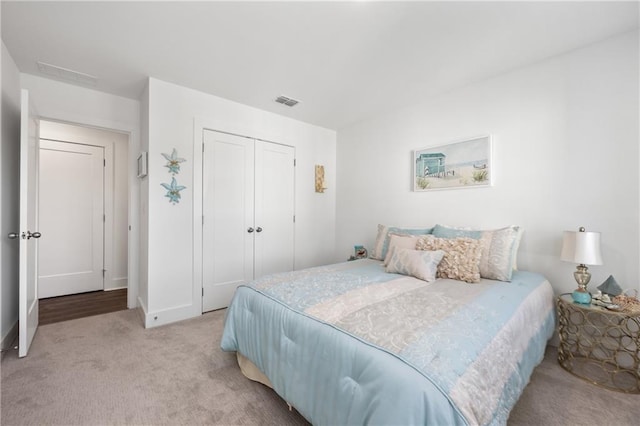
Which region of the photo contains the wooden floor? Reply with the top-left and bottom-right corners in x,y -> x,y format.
39,289 -> 128,325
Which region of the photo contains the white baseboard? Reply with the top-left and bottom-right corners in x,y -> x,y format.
105,277 -> 128,291
136,296 -> 148,327
105,286 -> 127,291
1,321 -> 18,351
143,303 -> 201,329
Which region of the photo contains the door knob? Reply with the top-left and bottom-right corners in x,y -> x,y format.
247,227 -> 254,233
256,227 -> 263,233
8,232 -> 18,239
25,231 -> 41,239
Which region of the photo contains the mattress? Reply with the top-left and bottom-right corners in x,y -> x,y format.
221,259 -> 555,425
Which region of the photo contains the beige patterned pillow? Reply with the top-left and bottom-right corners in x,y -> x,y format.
385,248 -> 445,282
416,235 -> 482,283
383,234 -> 421,266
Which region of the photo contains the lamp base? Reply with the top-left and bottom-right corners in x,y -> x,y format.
572,287 -> 592,305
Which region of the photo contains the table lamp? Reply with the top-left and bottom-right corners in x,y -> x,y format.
560,227 -> 603,304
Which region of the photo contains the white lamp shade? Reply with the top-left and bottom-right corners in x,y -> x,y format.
560,230 -> 603,265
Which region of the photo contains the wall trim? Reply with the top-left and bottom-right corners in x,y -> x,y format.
136,297 -> 147,326
106,277 -> 128,291
143,303 -> 201,329
105,286 -> 127,291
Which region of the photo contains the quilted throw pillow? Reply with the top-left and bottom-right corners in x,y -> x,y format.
385,248 -> 445,282
432,224 -> 522,281
416,235 -> 482,283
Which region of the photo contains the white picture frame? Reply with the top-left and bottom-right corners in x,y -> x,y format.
137,152 -> 148,178
413,135 -> 492,191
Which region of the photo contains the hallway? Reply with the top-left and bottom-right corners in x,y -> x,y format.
39,289 -> 127,325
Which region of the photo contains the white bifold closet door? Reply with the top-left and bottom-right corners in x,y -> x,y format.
202,130 -> 294,312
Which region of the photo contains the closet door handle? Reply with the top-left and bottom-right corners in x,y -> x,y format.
247,227 -> 254,233
256,227 -> 263,233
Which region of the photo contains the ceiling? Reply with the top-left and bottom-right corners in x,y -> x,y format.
2,1 -> 638,130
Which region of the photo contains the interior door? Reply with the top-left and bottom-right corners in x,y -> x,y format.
254,141 -> 295,278
202,130 -> 254,312
38,140 -> 104,298
18,89 -> 40,358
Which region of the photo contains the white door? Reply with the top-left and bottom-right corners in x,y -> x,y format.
202,131 -> 254,312
38,140 -> 105,298
254,141 -> 295,278
18,89 -> 40,358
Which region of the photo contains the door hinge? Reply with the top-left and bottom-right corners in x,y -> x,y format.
103,214 -> 106,222
104,159 -> 106,167
202,288 -> 204,296
293,215 -> 296,223
293,159 -> 296,167
102,269 -> 106,278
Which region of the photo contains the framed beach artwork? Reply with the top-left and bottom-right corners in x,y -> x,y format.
413,135 -> 492,191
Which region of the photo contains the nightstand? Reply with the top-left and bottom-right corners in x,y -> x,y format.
556,293 -> 640,393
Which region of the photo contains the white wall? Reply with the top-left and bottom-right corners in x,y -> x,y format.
336,31 -> 639,296
142,77 -> 336,327
20,74 -> 141,308
38,120 -> 129,290
1,42 -> 21,349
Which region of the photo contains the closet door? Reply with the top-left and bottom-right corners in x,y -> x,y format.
254,141 -> 295,278
202,130 -> 254,312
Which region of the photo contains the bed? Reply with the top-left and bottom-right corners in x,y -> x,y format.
221,255 -> 555,426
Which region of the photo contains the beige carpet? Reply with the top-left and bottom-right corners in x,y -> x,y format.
1,309 -> 638,425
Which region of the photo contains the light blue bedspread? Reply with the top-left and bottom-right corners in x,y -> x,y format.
221,259 -> 555,425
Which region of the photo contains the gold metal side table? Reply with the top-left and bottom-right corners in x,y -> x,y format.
556,293 -> 640,393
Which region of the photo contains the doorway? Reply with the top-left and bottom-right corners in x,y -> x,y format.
37,121 -> 129,313
38,140 -> 105,298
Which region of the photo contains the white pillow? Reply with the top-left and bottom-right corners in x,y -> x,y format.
385,248 -> 445,282
383,234 -> 421,266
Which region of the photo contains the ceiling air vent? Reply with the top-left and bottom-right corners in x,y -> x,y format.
275,95 -> 300,107
37,61 -> 98,86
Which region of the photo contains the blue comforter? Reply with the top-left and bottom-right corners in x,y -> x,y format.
221,259 -> 555,425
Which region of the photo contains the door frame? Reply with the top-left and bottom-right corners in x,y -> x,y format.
193,117 -> 296,313
35,116 -> 139,310
38,124 -> 123,295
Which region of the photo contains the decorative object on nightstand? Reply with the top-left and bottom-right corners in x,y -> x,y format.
348,245 -> 368,261
560,227 -> 603,305
597,275 -> 623,296
354,245 -> 368,259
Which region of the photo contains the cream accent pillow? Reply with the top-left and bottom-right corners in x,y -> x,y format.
383,234 -> 421,266
432,224 -> 522,281
385,248 -> 445,282
416,235 -> 482,283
